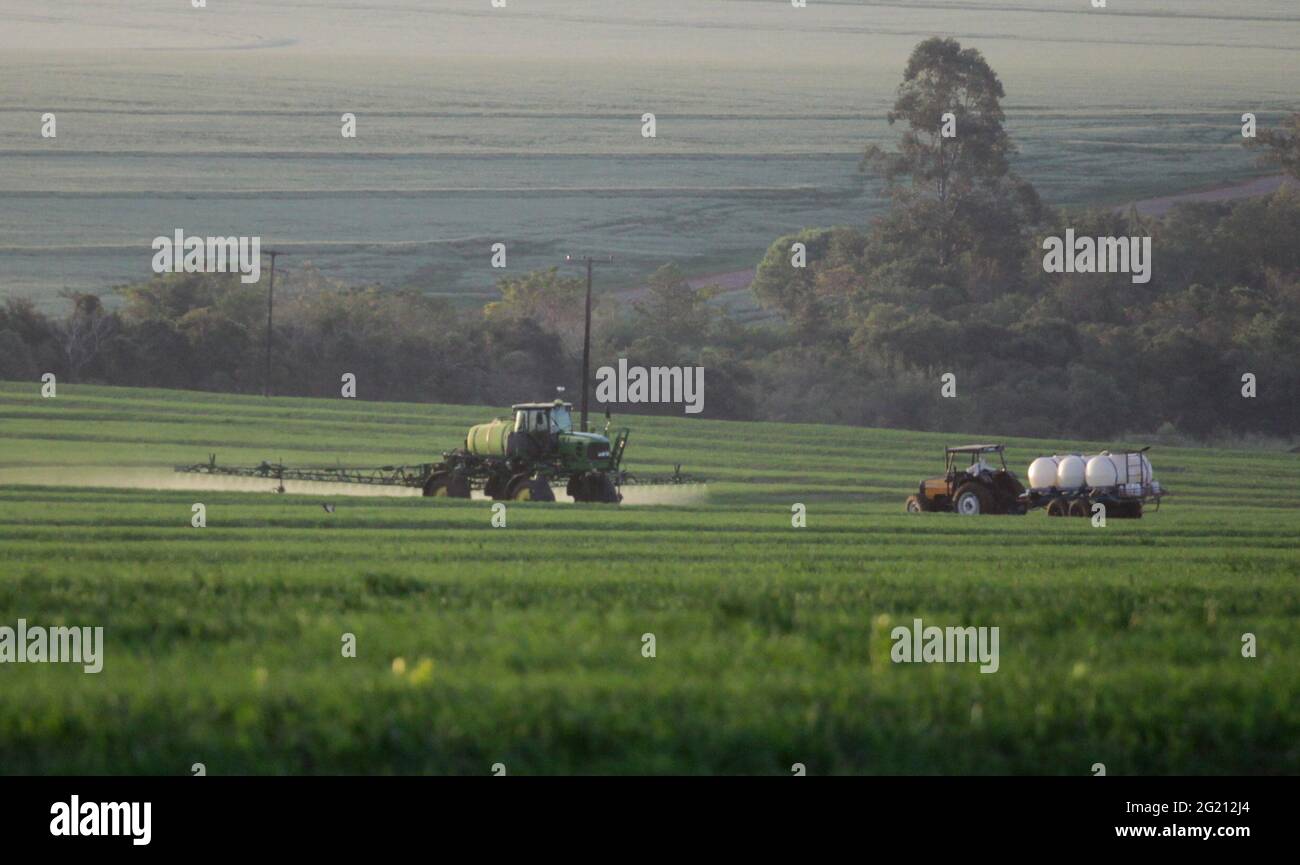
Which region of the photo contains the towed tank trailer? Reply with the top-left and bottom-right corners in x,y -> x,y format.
905,444 -> 1166,518
1022,447 -> 1165,519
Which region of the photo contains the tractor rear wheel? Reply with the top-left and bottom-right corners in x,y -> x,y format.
508,475 -> 555,502
905,495 -> 925,514
953,483 -> 992,516
423,472 -> 471,499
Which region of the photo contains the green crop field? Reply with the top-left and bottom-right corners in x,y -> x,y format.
0,380 -> 1297,775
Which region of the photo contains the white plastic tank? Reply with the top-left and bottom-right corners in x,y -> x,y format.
1086,453 -> 1120,488
1027,456 -> 1060,490
1056,455 -> 1087,489
1140,453 -> 1154,485
1119,452 -> 1155,484
1113,452 -> 1154,490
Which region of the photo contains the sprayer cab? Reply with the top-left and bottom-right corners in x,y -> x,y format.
512,400 -> 574,436
499,400 -> 612,471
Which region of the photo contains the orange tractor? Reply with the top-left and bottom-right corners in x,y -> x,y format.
905,444 -> 1027,516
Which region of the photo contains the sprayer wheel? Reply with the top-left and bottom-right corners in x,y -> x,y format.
423,472 -> 471,499
509,475 -> 554,502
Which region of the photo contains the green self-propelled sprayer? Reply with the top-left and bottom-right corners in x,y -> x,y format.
175,400 -> 699,504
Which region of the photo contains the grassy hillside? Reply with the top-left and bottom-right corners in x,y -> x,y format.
1,381 -> 1297,774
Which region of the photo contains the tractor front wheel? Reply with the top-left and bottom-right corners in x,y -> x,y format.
953,483 -> 992,516
905,495 -> 925,514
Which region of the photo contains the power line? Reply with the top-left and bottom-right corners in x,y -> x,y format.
263,249 -> 284,398
564,254 -> 612,432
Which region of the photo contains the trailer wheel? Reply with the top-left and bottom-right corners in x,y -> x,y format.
1112,501 -> 1143,519
1068,499 -> 1090,518
423,472 -> 470,499
1046,498 -> 1066,517
905,495 -> 925,514
953,483 -> 992,516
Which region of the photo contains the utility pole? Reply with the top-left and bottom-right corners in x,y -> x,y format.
263,249 -> 283,398
564,254 -> 612,431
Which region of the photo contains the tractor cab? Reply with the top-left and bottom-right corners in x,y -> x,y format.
945,444 -> 1008,480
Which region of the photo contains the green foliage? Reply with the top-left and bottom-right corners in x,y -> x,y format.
7,269 -> 575,406
861,37 -> 1012,197
752,228 -> 866,339
485,267 -> 587,338
738,41 -> 1298,442
631,264 -> 718,349
860,37 -> 1043,278
1247,112 -> 1300,179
